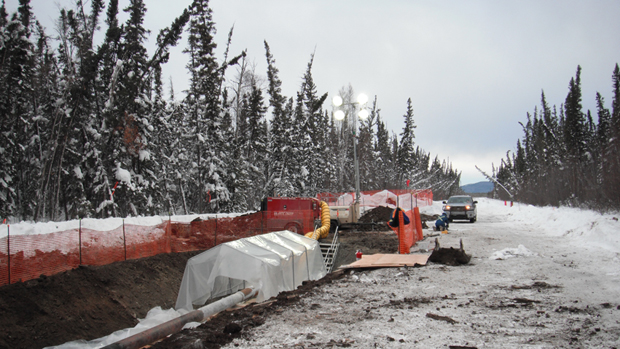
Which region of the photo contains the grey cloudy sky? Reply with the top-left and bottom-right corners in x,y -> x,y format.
11,0 -> 620,185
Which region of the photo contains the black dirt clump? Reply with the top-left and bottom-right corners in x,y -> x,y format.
359,206 -> 393,224
429,239 -> 471,266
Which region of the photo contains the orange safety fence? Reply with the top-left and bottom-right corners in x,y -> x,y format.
317,189 -> 433,208
389,210 -> 417,254
0,210 -> 319,287
388,208 -> 425,254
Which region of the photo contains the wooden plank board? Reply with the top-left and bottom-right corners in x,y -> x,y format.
372,253 -> 429,267
340,253 -> 429,269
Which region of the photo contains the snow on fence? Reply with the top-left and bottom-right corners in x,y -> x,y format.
0,211 -> 318,287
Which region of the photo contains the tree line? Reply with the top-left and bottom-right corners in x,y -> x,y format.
0,0 -> 460,222
494,65 -> 620,210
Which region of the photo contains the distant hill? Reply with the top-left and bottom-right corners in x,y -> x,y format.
461,181 -> 493,193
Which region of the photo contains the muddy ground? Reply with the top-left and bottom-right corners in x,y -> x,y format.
0,208 -> 401,349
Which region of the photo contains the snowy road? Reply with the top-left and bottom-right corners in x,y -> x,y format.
225,199 -> 620,348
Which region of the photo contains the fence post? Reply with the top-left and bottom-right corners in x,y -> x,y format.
123,219 -> 127,261
79,218 -> 82,265
7,225 -> 10,285
168,213 -> 172,253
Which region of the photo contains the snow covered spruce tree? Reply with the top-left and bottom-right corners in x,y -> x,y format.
292,53 -> 328,197
562,65 -> 587,202
35,0 -> 105,220
264,40 -> 295,197
235,77 -> 269,211
146,9 -> 190,215
374,114 -> 397,189
0,0 -> 37,219
357,96 -> 380,191
105,0 -> 158,217
396,98 -> 417,188
181,0 -> 231,213
30,20 -> 61,219
605,64 -> 620,208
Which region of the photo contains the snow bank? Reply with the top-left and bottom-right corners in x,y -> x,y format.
475,197 -> 620,253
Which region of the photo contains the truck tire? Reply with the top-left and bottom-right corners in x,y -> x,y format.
284,223 -> 302,234
330,220 -> 339,233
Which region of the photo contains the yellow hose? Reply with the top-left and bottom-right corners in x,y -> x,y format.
304,201 -> 331,240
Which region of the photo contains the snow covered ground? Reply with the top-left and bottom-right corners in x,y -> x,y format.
223,198 -> 620,348
47,198 -> 620,348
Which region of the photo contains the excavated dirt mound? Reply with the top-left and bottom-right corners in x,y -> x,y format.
358,206 -> 393,224
0,251 -> 201,349
0,230 -> 399,349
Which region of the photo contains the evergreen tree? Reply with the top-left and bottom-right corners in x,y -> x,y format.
607,64 -> 620,206
358,96 -> 379,190
183,0 -> 229,213
397,98 -> 417,187
563,66 -> 586,200
264,40 -> 295,197
0,0 -> 35,219
293,53 -> 328,196
374,116 -> 393,189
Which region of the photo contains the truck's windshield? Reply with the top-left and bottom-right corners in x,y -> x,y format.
448,197 -> 471,204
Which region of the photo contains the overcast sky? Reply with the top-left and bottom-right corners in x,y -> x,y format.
8,0 -> 620,185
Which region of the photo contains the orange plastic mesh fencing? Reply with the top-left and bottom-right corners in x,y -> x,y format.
0,209 -> 319,287
167,211 -> 317,252
0,229 -> 80,285
413,207 -> 424,241
0,222 -> 171,286
317,189 -> 433,208
79,223 -> 170,266
389,210 -> 416,254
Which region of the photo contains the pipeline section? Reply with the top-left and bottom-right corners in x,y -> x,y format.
102,287 -> 257,349
305,201 -> 330,240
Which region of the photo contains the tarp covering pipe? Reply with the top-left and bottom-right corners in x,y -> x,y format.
102,287 -> 257,349
305,201 -> 330,240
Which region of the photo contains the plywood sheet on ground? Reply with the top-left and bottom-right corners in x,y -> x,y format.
340,253 -> 429,269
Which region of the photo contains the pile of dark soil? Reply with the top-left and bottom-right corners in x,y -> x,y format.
358,206 -> 393,224
0,230 -> 400,349
0,251 -> 200,349
329,230 -> 399,269
359,206 -> 438,224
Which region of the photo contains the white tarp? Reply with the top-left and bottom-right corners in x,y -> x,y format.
175,230 -> 327,311
331,189 -> 429,209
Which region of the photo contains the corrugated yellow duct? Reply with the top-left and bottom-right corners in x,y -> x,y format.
304,201 -> 331,240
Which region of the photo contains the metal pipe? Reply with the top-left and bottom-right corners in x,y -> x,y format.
102,287 -> 257,349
